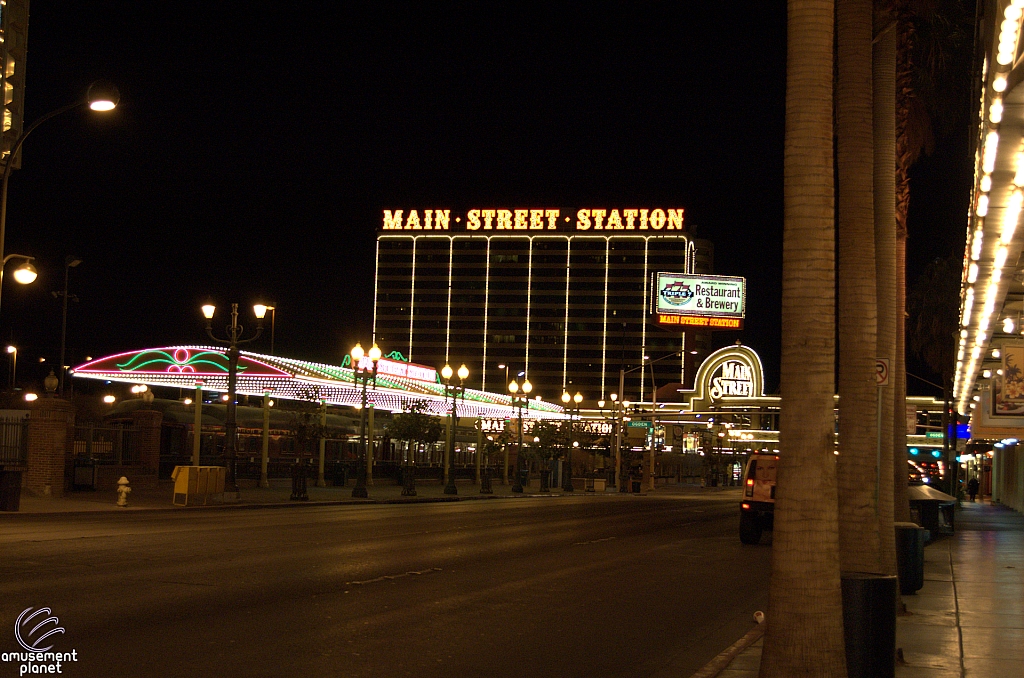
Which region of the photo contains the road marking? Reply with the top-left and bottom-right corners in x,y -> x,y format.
346,567 -> 442,585
572,537 -> 616,546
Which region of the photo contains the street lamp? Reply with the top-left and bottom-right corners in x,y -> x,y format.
509,373 -> 532,493
0,82 -> 118,325
350,341 -> 382,498
497,363 -> 509,393
561,391 -> 583,492
56,255 -> 82,395
255,303 -> 277,354
202,302 -> 266,496
5,344 -> 15,389
441,362 -> 469,495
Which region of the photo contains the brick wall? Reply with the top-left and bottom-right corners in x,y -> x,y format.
130,408 -> 163,473
25,398 -> 75,498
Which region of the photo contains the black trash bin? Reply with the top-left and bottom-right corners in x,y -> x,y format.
0,469 -> 23,511
894,521 -> 927,595
841,572 -> 897,678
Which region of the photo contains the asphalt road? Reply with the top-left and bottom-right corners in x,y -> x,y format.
0,490 -> 770,678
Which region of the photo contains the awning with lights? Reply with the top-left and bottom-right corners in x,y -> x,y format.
71,346 -> 565,419
955,0 -> 1024,418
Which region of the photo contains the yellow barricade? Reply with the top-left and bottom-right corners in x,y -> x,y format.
171,466 -> 226,506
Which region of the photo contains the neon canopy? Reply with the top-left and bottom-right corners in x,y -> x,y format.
72,346 -> 564,419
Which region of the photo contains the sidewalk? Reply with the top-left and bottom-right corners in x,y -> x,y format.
695,500 -> 1024,677
2,475 -> 721,514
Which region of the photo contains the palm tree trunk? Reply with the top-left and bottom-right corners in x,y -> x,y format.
874,14 -> 899,574
892,1 -> 915,524
893,236 -> 910,522
759,0 -> 846,674
837,0 -> 881,575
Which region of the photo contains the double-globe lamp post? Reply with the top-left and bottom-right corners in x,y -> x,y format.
509,374 -> 532,493
441,363 -> 469,495
202,302 -> 266,496
560,391 -> 583,492
350,342 -> 381,498
0,82 -> 118,326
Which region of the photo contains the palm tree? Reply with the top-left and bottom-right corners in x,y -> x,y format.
837,0 -> 882,575
874,3 -> 900,573
758,0 -> 847,674
892,0 -> 974,520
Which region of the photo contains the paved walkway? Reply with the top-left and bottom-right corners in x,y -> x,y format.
695,499 -> 1024,677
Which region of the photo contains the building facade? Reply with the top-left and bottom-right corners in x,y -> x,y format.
372,208 -> 713,400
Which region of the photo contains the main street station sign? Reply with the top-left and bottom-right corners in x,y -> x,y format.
651,272 -> 746,329
379,208 -> 686,233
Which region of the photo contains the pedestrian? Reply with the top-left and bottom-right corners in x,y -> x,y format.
967,476 -> 980,502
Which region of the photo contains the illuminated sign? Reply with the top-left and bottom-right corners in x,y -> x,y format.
480,418 -> 614,435
709,360 -> 755,398
360,357 -> 437,383
652,272 -> 745,329
686,345 -> 765,410
379,208 -> 686,233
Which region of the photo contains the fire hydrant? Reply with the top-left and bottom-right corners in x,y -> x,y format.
116,476 -> 131,507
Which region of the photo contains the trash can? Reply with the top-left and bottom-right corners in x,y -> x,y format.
0,469 -> 22,511
631,479 -> 641,493
894,521 -> 927,595
73,458 -> 97,490
841,572 -> 897,678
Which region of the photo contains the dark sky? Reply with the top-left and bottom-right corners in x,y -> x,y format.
0,2 -> 970,396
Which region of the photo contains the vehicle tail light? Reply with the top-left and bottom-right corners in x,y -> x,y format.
741,503 -> 751,510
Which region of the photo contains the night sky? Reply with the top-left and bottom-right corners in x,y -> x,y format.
0,3 -> 970,397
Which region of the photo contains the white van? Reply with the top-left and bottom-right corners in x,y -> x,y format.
740,453 -> 778,544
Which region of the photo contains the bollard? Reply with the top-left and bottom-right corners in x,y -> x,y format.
116,476 -> 131,507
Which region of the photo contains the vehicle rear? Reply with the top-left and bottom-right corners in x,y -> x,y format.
740,454 -> 777,544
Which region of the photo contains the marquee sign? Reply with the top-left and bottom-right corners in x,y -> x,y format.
71,346 -> 566,420
651,272 -> 745,329
480,418 -> 614,435
379,208 -> 686,233
75,347 -> 292,378
708,360 -> 755,398
684,345 -> 765,412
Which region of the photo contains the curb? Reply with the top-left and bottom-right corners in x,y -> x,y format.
688,623 -> 765,678
0,489 -> 600,518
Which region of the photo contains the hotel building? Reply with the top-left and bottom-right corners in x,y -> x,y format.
372,207 -> 714,400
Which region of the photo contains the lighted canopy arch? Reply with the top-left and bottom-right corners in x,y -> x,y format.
72,346 -> 565,419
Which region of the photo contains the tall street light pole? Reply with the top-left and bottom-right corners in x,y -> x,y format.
56,254 -> 82,395
5,344 -> 15,389
509,373 -> 532,493
442,363 -> 469,495
203,302 -> 266,497
561,391 -> 583,492
266,304 -> 277,355
0,82 -> 119,325
350,341 -> 381,498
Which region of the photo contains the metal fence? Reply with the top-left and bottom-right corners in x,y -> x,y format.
73,423 -> 140,465
0,416 -> 27,466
